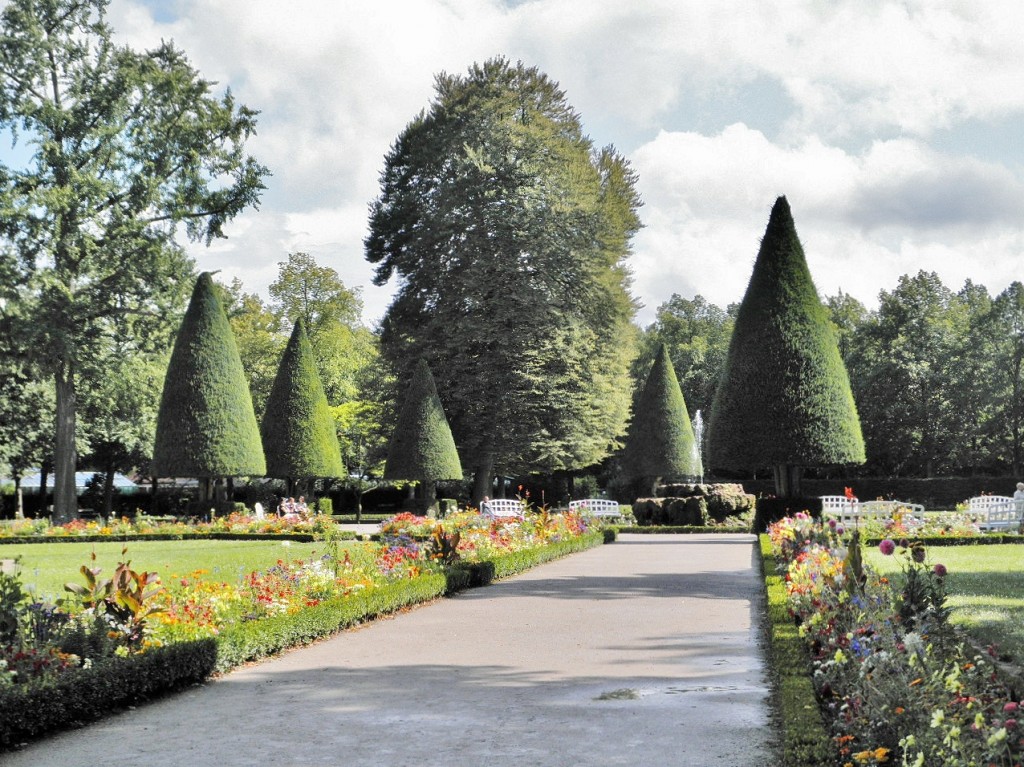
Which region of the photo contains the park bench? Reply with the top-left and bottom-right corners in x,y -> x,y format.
568,499 -> 624,520
480,498 -> 525,520
966,496 -> 1023,532
821,496 -> 924,529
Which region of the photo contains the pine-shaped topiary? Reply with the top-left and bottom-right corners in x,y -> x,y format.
707,197 -> 865,497
261,318 -> 344,484
622,343 -> 698,498
384,359 -> 462,510
153,272 -> 266,478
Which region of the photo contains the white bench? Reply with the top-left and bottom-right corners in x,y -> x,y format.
820,495 -> 857,518
481,499 -> 525,520
569,499 -> 623,518
967,497 -> 1023,531
822,496 -> 924,528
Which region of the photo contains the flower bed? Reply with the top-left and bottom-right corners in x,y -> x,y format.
0,510 -> 602,748
0,512 -> 339,541
767,513 -> 1024,766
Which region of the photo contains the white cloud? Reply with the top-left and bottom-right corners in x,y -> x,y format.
103,0 -> 1024,329
630,123 -> 1024,322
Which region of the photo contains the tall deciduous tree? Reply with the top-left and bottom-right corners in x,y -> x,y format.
261,319 -> 344,493
152,273 -> 265,488
637,294 -> 735,420
384,359 -> 462,512
269,252 -> 375,405
708,197 -> 865,497
366,58 -> 641,504
0,0 -> 267,522
622,344 -> 699,498
986,282 -> 1024,476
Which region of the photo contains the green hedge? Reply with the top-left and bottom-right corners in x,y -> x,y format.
862,534 -> 1024,547
0,530 -> 607,748
758,534 -> 833,766
624,525 -> 750,534
0,531 -> 357,546
0,640 -> 218,747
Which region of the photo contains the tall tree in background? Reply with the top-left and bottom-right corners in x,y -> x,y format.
269,252 -> 376,405
637,294 -> 734,419
708,197 -> 865,497
0,0 -> 268,522
985,282 -> 1024,475
221,279 -> 286,416
366,58 -> 641,503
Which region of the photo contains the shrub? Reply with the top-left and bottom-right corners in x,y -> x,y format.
316,497 -> 333,515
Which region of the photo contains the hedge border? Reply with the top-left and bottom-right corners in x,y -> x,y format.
0,531 -> 358,546
758,534 -> 834,766
625,525 -> 751,534
0,529 -> 607,749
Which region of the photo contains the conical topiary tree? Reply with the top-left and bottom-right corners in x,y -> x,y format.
261,318 -> 344,495
707,196 -> 865,498
622,344 -> 699,498
384,359 -> 462,513
153,272 -> 266,491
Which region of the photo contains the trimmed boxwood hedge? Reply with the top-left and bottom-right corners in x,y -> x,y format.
758,534 -> 833,766
624,525 -> 751,534
0,530 -> 607,748
0,531 -> 358,545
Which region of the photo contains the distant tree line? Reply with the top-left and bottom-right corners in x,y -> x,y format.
641,274 -> 1024,479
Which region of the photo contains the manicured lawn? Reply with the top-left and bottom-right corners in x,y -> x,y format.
866,543 -> 1024,658
0,539 -> 352,600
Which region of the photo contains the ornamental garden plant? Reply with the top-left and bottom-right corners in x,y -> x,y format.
767,513 -> 1024,766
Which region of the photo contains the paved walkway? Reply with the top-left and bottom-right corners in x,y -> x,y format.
4,534 -> 774,767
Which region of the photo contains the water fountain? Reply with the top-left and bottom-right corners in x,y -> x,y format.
692,409 -> 704,484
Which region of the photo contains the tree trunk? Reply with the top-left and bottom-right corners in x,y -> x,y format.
471,451 -> 495,508
773,464 -> 804,498
52,367 -> 78,524
422,479 -> 438,517
14,476 -> 23,519
102,465 -> 115,518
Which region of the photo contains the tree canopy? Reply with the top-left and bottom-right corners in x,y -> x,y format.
365,58 -> 640,503
152,273 -> 266,479
261,319 -> 344,484
708,197 -> 864,496
0,0 -> 267,521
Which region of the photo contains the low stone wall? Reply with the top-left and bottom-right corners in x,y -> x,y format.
634,483 -> 755,526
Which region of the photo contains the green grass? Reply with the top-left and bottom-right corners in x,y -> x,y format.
866,543 -> 1024,658
0,539 -> 356,601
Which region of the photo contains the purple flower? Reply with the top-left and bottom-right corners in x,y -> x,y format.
912,546 -> 926,563
828,519 -> 837,530
933,563 -> 948,578
879,539 -> 896,556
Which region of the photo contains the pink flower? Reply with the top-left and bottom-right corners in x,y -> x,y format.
879,539 -> 896,556
933,563 -> 948,577
1007,718 -> 1017,729
1005,702 -> 1019,713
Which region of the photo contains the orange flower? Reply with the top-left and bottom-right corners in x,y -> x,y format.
909,678 -> 923,686
894,707 -> 905,714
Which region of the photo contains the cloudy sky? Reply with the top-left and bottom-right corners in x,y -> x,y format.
106,0 -> 1024,326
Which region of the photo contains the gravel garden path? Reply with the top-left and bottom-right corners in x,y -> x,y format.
5,533 -> 774,766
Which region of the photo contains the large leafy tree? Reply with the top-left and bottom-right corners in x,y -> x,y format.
152,273 -> 266,488
985,282 -> 1024,476
622,344 -> 699,498
637,294 -> 735,420
0,0 -> 268,522
366,58 -> 641,503
708,197 -> 865,497
261,319 -> 344,492
220,278 -> 286,416
269,252 -> 376,405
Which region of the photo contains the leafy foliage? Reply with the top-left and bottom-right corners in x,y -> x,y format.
366,58 -> 640,499
260,319 -> 345,481
0,0 -> 267,520
152,273 -> 266,478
